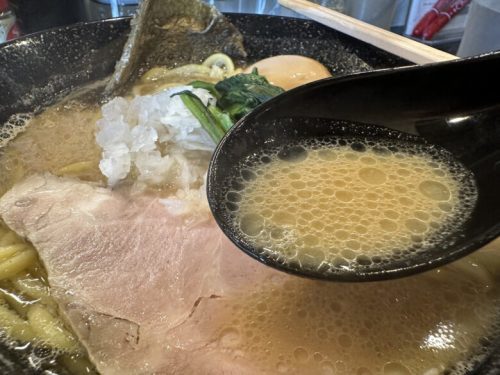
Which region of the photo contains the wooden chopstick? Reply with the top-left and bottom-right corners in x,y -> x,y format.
278,0 -> 458,64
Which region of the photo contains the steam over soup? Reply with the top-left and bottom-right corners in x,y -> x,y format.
229,138 -> 478,272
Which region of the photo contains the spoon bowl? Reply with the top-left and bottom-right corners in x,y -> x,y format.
207,52 -> 500,282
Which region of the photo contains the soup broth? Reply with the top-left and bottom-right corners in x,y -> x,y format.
230,138 -> 477,272
0,81 -> 498,375
0,101 -> 103,198
211,258 -> 499,375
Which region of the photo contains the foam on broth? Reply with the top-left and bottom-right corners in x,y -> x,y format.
0,101 -> 103,198
228,138 -> 478,272
209,251 -> 500,375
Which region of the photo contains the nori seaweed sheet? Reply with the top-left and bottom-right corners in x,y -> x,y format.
105,0 -> 247,96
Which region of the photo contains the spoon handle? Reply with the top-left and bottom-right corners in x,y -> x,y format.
278,0 -> 458,64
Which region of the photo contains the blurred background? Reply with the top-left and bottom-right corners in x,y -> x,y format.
1,0 -> 499,57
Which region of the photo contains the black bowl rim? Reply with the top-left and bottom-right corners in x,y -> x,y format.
0,16 -> 132,49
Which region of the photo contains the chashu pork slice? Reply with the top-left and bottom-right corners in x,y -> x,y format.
0,174 -> 286,374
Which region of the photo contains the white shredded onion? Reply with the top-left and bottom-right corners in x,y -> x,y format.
96,86 -> 216,206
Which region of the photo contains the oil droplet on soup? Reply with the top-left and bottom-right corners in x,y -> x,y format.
227,138 -> 477,271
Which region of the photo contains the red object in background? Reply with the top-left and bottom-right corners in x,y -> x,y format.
0,0 -> 20,43
422,0 -> 471,40
0,0 -> 9,12
412,0 -> 471,40
412,0 -> 452,37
